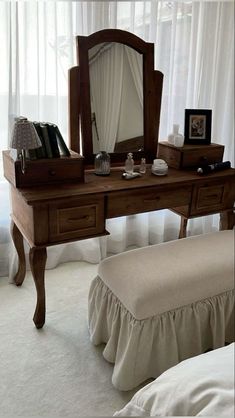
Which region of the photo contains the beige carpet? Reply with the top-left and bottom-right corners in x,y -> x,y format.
0,261 -> 139,417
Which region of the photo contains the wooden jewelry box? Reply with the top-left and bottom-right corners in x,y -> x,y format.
157,142 -> 224,170
2,150 -> 84,188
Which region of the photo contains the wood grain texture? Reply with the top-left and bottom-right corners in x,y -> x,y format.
68,66 -> 80,154
29,247 -> 47,329
178,217 -> 188,239
48,195 -> 106,242
15,167 -> 235,205
107,185 -> 192,218
220,210 -> 235,230
157,142 -> 224,169
7,166 -> 235,328
10,220 -> 26,286
190,179 -> 234,216
3,150 -> 84,188
11,186 -> 49,246
73,29 -> 163,166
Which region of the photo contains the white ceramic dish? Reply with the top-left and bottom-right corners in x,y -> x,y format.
151,169 -> 168,176
151,159 -> 168,176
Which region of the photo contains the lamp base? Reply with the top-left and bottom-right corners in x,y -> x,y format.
20,149 -> 27,174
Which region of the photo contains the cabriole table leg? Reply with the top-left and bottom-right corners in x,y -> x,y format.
220,210 -> 235,231
178,216 -> 188,239
10,220 -> 26,286
29,247 -> 47,329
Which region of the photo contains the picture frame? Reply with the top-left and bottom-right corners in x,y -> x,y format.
184,109 -> 212,145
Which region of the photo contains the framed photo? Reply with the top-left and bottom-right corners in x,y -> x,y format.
184,109 -> 212,145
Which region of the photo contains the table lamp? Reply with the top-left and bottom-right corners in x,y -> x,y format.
10,117 -> 42,174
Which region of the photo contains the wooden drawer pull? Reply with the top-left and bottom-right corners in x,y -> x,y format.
143,197 -> 160,203
68,215 -> 90,222
207,194 -> 219,199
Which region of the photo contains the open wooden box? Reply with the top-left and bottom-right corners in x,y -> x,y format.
2,150 -> 84,188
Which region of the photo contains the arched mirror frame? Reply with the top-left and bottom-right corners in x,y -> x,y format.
69,29 -> 163,167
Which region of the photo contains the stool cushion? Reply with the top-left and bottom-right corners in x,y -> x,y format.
88,231 -> 234,390
98,230 -> 234,320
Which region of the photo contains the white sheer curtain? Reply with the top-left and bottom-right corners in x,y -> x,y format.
124,45 -> 143,106
89,43 -> 124,152
90,42 -> 143,150
0,1 -> 234,278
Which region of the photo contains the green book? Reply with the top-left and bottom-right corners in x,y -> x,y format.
33,122 -> 47,159
46,123 -> 60,158
26,149 -> 37,160
53,124 -> 71,157
40,123 -> 53,158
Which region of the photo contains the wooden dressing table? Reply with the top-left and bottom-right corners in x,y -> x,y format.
7,29 -> 235,328
9,166 -> 235,328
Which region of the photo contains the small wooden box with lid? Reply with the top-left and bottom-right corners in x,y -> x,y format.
157,142 -> 224,170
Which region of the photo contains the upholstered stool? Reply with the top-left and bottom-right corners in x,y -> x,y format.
88,230 -> 234,391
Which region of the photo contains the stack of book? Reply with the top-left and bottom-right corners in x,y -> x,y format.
27,122 -> 71,160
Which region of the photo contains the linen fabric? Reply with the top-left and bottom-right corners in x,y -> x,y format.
114,343 -> 235,416
88,231 -> 234,390
97,230 -> 234,319
89,278 -> 234,391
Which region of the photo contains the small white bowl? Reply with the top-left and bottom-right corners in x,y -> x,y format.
151,159 -> 168,176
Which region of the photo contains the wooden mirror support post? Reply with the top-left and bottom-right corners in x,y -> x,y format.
68,66 -> 80,155
68,29 -> 163,167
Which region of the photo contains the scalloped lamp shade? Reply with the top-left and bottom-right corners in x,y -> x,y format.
10,117 -> 42,150
10,117 -> 42,174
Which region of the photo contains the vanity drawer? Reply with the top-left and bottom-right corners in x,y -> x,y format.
190,180 -> 233,216
157,142 -> 224,169
2,150 -> 84,187
49,196 -> 105,242
107,186 -> 192,218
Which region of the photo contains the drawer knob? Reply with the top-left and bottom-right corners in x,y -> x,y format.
200,156 -> 208,164
49,170 -> 56,176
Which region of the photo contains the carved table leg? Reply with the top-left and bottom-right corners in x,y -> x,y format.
178,216 -> 188,239
219,210 -> 235,230
10,220 -> 26,286
29,247 -> 47,329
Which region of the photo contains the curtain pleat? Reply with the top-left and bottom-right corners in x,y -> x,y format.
0,1 -> 234,278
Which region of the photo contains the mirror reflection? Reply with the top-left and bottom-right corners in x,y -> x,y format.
88,42 -> 143,154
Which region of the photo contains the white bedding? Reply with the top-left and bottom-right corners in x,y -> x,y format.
114,343 -> 234,416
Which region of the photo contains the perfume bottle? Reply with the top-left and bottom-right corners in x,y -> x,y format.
125,152 -> 134,174
139,157 -> 146,174
94,151 -> 110,176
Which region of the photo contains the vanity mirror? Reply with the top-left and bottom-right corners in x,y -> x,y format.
69,29 -> 163,167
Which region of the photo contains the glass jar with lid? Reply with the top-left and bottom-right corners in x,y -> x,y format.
94,151 -> 111,176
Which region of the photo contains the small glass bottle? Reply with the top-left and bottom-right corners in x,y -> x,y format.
139,157 -> 146,174
94,151 -> 110,176
125,152 -> 134,174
